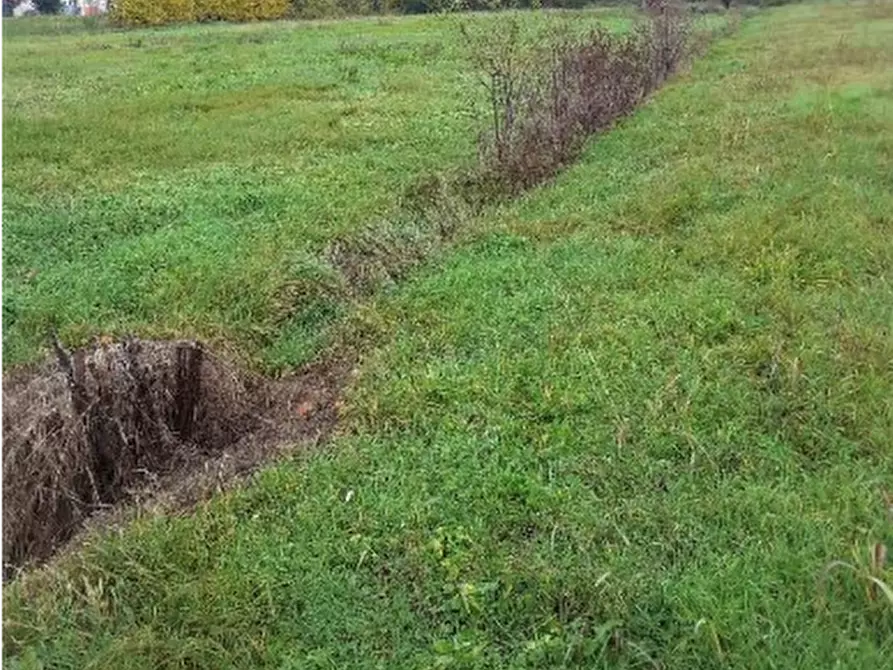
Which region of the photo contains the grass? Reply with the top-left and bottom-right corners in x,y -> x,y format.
1,8 -> 629,371
4,1 -> 893,668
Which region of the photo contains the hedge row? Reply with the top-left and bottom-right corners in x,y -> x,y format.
112,0 -> 290,25
111,0 -> 610,26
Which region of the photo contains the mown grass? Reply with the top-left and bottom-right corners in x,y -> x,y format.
2,8 -> 629,370
5,1 -> 893,668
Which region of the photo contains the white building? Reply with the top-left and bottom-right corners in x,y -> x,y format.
12,0 -> 37,16
6,0 -> 109,16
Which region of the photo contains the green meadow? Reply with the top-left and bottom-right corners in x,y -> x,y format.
1,8 -> 626,369
4,2 -> 893,668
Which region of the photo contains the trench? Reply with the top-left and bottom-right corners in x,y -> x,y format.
2,5 -> 733,574
2,337 -> 352,574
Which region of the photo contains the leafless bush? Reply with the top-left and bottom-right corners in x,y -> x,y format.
464,2 -> 692,194
646,0 -> 693,83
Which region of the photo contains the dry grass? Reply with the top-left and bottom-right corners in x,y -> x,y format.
2,337 -> 357,575
2,339 -> 260,571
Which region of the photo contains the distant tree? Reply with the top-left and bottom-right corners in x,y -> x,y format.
33,0 -> 61,11
2,0 -> 16,16
721,0 -> 732,8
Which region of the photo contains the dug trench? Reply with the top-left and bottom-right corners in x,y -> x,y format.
1,167 -> 476,575
2,337 -> 354,575
3,2 -> 726,575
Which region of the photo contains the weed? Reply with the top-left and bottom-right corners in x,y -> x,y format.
462,1 -> 692,193
2,338 -> 257,570
819,491 -> 893,612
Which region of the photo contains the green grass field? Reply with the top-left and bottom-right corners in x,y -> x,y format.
2,11 -> 479,369
4,1 -> 893,668
1,8 -> 629,370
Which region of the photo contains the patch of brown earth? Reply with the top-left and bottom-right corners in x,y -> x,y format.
2,337 -> 353,576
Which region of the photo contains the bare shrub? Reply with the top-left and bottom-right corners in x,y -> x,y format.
646,0 -> 693,83
464,2 -> 692,194
326,4 -> 698,300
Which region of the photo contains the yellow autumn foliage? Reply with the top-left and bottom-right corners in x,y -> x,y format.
113,0 -> 290,26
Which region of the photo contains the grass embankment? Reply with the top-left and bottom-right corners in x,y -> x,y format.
1,9 -> 626,370
4,2 -> 893,668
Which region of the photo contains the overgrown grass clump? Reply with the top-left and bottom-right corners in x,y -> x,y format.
5,2 -> 893,668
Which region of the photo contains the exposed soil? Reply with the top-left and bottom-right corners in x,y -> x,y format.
2,337 -> 354,576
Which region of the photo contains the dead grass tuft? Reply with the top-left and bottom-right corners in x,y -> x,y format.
2,337 -> 352,574
326,174 -> 475,295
